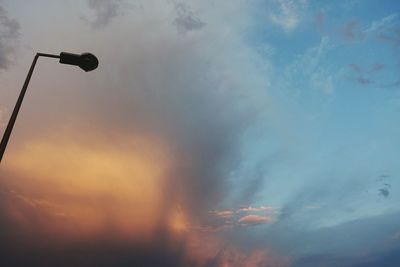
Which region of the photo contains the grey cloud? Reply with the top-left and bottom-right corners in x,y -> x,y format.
172,3 -> 206,35
356,76 -> 374,85
0,5 -> 20,70
350,63 -> 385,74
379,188 -> 390,198
347,63 -> 387,86
83,0 -> 129,28
349,63 -> 361,73
369,63 -> 385,73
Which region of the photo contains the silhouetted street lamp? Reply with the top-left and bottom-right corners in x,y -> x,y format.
0,52 -> 98,163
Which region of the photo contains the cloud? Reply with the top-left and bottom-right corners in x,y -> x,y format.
195,223 -> 234,233
381,80 -> 400,88
0,108 -> 6,127
304,205 -> 320,210
237,206 -> 274,213
392,231 -> 400,240
267,0 -> 307,32
314,11 -> 326,33
379,29 -> 400,48
347,63 -> 386,86
356,76 -> 374,85
364,13 -> 399,33
209,210 -> 234,219
172,2 -> 206,35
83,0 -> 130,28
283,36 -> 336,93
360,13 -> 400,50
205,247 -> 289,267
379,188 -> 390,198
370,63 -> 385,72
349,63 -> 362,73
0,0 -> 274,266
341,20 -> 364,41
350,63 -> 385,74
238,215 -> 272,226
311,70 -> 334,94
4,1 -> 399,266
0,5 -> 20,70
205,205 -> 277,230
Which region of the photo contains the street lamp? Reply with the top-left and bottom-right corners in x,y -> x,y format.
0,52 -> 99,163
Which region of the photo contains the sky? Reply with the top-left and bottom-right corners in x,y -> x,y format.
0,0 -> 400,266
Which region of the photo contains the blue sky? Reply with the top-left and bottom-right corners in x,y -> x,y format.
0,0 -> 400,266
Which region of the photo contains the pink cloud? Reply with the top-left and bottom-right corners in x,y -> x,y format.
238,215 -> 272,226
210,210 -> 234,218
342,20 -> 364,41
238,206 -> 274,213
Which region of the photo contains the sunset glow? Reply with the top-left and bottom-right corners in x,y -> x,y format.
1,0 -> 400,266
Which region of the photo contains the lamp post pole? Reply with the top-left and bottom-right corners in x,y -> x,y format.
0,52 -> 98,163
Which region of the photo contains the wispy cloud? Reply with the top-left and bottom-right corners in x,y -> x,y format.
267,0 -> 308,32
283,36 -> 336,93
364,13 -> 399,33
0,5 -> 20,70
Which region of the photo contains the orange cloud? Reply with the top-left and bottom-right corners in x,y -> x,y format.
0,129 -> 173,241
0,129 -> 285,266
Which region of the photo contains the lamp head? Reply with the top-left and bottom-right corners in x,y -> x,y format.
59,52 -> 98,72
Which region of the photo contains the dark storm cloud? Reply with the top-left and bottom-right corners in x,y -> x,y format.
0,236 -> 186,267
0,1 -> 272,266
0,5 -> 19,70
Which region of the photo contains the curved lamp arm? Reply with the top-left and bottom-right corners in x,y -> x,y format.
0,52 -> 98,163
